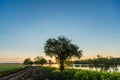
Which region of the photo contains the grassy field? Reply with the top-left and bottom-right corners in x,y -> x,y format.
0,63 -> 25,77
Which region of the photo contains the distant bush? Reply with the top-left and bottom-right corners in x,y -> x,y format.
41,66 -> 56,72
51,69 -> 76,80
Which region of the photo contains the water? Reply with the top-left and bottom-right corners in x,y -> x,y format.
45,64 -> 120,72
72,64 -> 120,72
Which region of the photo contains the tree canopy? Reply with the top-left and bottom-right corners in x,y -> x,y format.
23,58 -> 33,65
44,36 -> 83,71
34,56 -> 47,66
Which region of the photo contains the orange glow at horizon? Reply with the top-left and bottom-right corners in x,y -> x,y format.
0,53 -> 120,63
0,57 -> 24,63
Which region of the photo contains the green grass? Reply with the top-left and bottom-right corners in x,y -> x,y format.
0,63 -> 25,77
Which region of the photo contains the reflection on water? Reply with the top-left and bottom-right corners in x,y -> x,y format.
44,64 -> 120,72
72,64 -> 120,72
72,66 -> 120,72
44,64 -> 59,68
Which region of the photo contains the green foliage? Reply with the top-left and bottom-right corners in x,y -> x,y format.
111,72 -> 120,80
41,66 -> 56,72
23,58 -> 33,65
44,67 -> 120,80
74,70 -> 120,80
34,56 -> 47,65
44,36 -> 83,71
52,69 -> 76,80
0,64 -> 25,77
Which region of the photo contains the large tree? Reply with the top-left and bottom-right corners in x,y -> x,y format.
44,36 -> 83,71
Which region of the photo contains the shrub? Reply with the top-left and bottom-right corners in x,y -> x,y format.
74,70 -> 120,80
27,67 -> 120,80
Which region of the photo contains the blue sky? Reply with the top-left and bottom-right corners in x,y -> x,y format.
0,0 -> 120,62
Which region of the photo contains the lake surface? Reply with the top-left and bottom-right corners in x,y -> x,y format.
45,64 -> 120,72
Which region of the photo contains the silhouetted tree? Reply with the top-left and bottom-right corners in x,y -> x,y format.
44,36 -> 83,71
34,56 -> 47,66
48,60 -> 52,67
23,58 -> 33,66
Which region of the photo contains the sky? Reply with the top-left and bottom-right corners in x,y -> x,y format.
0,0 -> 120,63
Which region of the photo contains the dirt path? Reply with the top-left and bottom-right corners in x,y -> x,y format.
25,67 -> 54,80
0,66 -> 54,80
0,66 -> 32,80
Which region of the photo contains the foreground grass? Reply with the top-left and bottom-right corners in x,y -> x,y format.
28,66 -> 120,80
0,63 -> 25,77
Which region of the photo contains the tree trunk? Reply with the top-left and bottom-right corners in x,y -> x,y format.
59,60 -> 64,71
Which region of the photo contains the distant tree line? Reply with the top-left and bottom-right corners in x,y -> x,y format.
23,56 -> 51,66
74,55 -> 120,71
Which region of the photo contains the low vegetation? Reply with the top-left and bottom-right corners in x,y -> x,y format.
27,66 -> 120,80
0,63 -> 25,77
